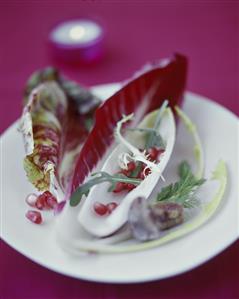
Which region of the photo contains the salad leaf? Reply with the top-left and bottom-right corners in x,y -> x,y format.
24,67 -> 100,114
20,68 -> 100,196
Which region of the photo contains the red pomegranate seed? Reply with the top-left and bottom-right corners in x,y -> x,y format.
35,195 -> 46,210
46,194 -> 57,209
93,202 -> 108,216
35,191 -> 57,210
147,147 -> 160,161
26,210 -> 42,224
139,170 -> 145,179
126,161 -> 136,172
148,147 -> 165,162
25,193 -> 37,208
126,183 -> 136,191
113,182 -> 126,193
107,202 -> 118,214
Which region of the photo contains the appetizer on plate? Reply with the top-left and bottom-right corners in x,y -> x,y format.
19,54 -> 227,254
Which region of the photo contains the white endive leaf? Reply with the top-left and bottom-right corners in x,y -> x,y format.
77,108 -> 176,237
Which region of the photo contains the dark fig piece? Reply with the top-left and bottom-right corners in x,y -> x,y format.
128,197 -> 184,241
151,202 -> 184,230
128,197 -> 160,241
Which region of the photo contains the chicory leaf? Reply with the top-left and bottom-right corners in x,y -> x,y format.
71,54 -> 188,194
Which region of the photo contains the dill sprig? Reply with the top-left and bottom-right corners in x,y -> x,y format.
156,161 -> 206,208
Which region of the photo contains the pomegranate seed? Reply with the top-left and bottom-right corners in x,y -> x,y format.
126,183 -> 136,191
35,191 -> 57,210
113,182 -> 126,193
93,202 -> 108,216
35,195 -> 46,210
25,193 -> 37,207
126,161 -> 136,172
147,147 -> 165,162
46,194 -> 57,209
26,210 -> 42,224
107,202 -> 118,214
147,147 -> 160,161
138,171 -> 145,180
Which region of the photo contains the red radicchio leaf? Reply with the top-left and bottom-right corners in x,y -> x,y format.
71,54 -> 187,193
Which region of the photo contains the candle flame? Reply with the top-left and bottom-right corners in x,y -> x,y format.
69,26 -> 86,40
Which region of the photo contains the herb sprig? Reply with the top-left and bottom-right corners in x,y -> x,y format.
156,161 -> 206,208
145,100 -> 168,149
70,172 -> 141,207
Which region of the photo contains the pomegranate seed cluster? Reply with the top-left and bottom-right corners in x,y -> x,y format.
25,191 -> 57,224
93,147 -> 164,217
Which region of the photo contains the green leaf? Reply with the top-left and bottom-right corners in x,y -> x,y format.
70,171 -> 141,207
145,100 -> 168,149
178,160 -> 191,180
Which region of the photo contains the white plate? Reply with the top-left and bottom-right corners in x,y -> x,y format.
1,83 -> 238,283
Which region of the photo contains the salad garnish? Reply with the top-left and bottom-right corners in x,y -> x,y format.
70,171 -> 141,207
62,160 -> 226,255
156,160 -> 206,208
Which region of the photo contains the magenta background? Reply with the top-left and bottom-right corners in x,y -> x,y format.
0,1 -> 238,299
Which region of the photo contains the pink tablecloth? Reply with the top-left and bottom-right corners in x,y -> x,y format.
0,1 -> 238,298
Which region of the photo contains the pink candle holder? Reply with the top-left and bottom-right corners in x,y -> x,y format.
49,19 -> 105,64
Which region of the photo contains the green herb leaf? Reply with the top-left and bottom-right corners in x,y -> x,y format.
128,127 -> 165,149
145,100 -> 168,149
70,172 -> 141,207
156,161 -> 206,208
178,160 -> 191,180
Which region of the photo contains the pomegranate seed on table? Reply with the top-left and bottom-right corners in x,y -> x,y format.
26,210 -> 42,224
93,202 -> 108,216
107,202 -> 118,213
25,193 -> 38,207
